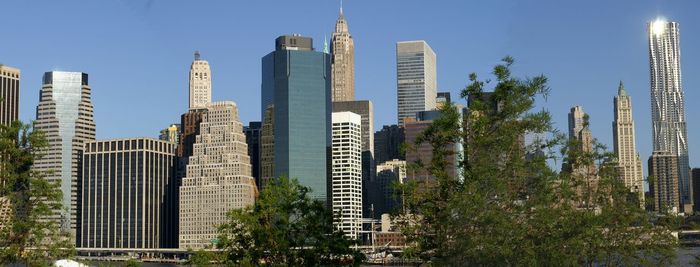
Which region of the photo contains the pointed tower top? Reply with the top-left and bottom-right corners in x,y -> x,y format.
323,35 -> 329,54
335,0 -> 349,33
340,0 -> 343,15
194,50 -> 201,61
618,80 -> 627,96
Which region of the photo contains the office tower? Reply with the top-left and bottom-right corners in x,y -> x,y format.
374,125 -> 405,165
568,106 -> 586,141
333,101 -> 374,180
612,82 -> 645,202
368,159 -> 406,219
436,92 -> 451,109
179,102 -> 256,249
0,65 -> 20,126
33,71 -> 96,235
189,51 -> 212,110
396,40 -> 436,125
648,19 -> 691,205
649,152 -> 680,212
260,106 -> 275,189
78,138 -> 176,249
693,168 -> 700,213
261,35 -> 331,202
405,110 -> 462,182
331,4 -> 355,102
159,123 -> 181,144
331,112 -> 363,238
566,106 -> 597,205
244,121 -> 262,188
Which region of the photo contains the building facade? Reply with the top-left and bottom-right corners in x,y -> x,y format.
261,35 -> 331,202
259,106 -> 275,189
649,152 -> 680,212
159,123 -> 181,144
78,138 -> 176,249
648,20 -> 691,205
374,125 -> 405,165
396,40 -> 436,125
693,168 -> 700,213
331,112 -> 363,238
405,110 -> 462,183
612,82 -> 645,203
333,101 -> 374,180
0,65 -> 20,126
179,102 -> 257,249
330,6 -> 355,102
367,159 -> 406,219
33,71 -> 96,235
189,51 -> 212,110
244,121 -> 262,189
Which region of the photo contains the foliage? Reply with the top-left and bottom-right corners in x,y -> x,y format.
185,249 -> 220,266
0,121 -> 75,266
397,57 -> 677,266
217,177 -> 365,266
125,258 -> 141,267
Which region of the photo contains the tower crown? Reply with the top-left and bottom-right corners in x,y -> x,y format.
618,81 -> 627,96
335,3 -> 349,33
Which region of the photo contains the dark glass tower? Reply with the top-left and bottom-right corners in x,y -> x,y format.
261,35 -> 332,202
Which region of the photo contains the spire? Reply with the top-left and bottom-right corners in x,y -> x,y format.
335,0 -> 348,33
618,80 -> 627,96
194,50 -> 201,61
323,35 -> 329,54
340,0 -> 343,16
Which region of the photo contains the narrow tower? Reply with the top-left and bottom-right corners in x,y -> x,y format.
613,81 -> 645,203
331,4 -> 355,102
189,51 -> 212,110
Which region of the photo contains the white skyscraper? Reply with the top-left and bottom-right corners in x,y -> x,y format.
189,51 -> 212,110
648,19 -> 690,206
613,82 -> 645,203
396,40 -> 436,125
330,4 -> 355,102
331,112 -> 363,239
179,101 -> 257,249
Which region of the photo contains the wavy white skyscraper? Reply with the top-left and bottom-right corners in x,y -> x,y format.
189,51 -> 212,110
647,19 -> 690,206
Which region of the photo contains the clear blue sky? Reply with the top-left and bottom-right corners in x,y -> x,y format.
1,0 -> 698,170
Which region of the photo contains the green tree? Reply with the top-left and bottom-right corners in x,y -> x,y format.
398,57 -> 677,266
217,177 -> 365,266
0,121 -> 75,266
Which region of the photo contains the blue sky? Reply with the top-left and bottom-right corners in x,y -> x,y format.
1,0 -> 698,170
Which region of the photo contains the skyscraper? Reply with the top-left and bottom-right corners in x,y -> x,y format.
612,82 -> 645,202
566,105 -> 597,206
374,125 -> 405,165
648,19 -> 691,206
332,101 -> 374,180
331,112 -> 363,238
261,35 -> 331,202
331,4 -> 355,102
189,51 -> 212,110
368,159 -> 406,219
78,138 -> 176,249
159,123 -> 181,144
649,152 -> 680,212
179,102 -> 256,249
405,110 -> 463,183
260,106 -> 275,189
0,65 -> 20,126
396,40 -> 436,125
244,121 -> 262,189
568,106 -> 586,142
34,71 -> 96,236
692,168 -> 700,213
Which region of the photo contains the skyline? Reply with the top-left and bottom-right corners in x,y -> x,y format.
1,0 -> 699,172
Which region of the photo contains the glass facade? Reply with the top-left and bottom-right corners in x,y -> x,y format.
262,36 -> 331,202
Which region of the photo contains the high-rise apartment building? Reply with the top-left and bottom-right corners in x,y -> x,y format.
189,51 -> 212,110
34,71 -> 96,235
374,125 -> 405,165
648,19 -> 691,205
261,35 -> 331,202
179,102 -> 256,249
331,112 -> 363,238
612,82 -> 645,202
78,138 -> 176,249
244,121 -> 262,188
396,40 -> 436,125
331,5 -> 355,102
0,65 -> 20,126
159,123 -> 181,144
649,152 -> 680,212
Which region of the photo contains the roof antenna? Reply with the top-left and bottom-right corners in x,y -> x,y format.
340,0 -> 343,15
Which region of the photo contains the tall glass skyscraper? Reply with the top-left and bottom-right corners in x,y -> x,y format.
261,35 -> 331,202
34,71 -> 96,235
396,40 -> 436,126
648,19 -> 690,206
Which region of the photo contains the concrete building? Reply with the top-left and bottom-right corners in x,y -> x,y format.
405,110 -> 462,183
436,92 -> 451,109
367,160 -> 406,219
396,40 -> 436,125
331,112 -> 363,238
159,123 -> 181,144
0,65 -> 20,126
179,102 -> 257,249
612,82 -> 645,203
333,101 -> 374,183
649,152 -> 680,213
78,138 -> 176,249
648,19 -> 691,206
259,106 -> 275,189
33,71 -> 96,236
189,51 -> 212,110
330,5 -> 355,102
567,106 -> 597,206
374,125 -> 405,165
244,121 -> 262,189
693,168 -> 700,213
261,35 -> 331,203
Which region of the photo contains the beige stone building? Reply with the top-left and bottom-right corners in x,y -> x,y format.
612,82 -> 645,203
179,101 -> 257,249
189,51 -> 212,110
331,6 -> 355,102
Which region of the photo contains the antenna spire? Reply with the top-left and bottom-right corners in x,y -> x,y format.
340,0 -> 343,15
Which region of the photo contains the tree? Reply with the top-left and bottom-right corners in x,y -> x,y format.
398,57 -> 677,266
0,121 -> 75,266
217,177 -> 365,266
